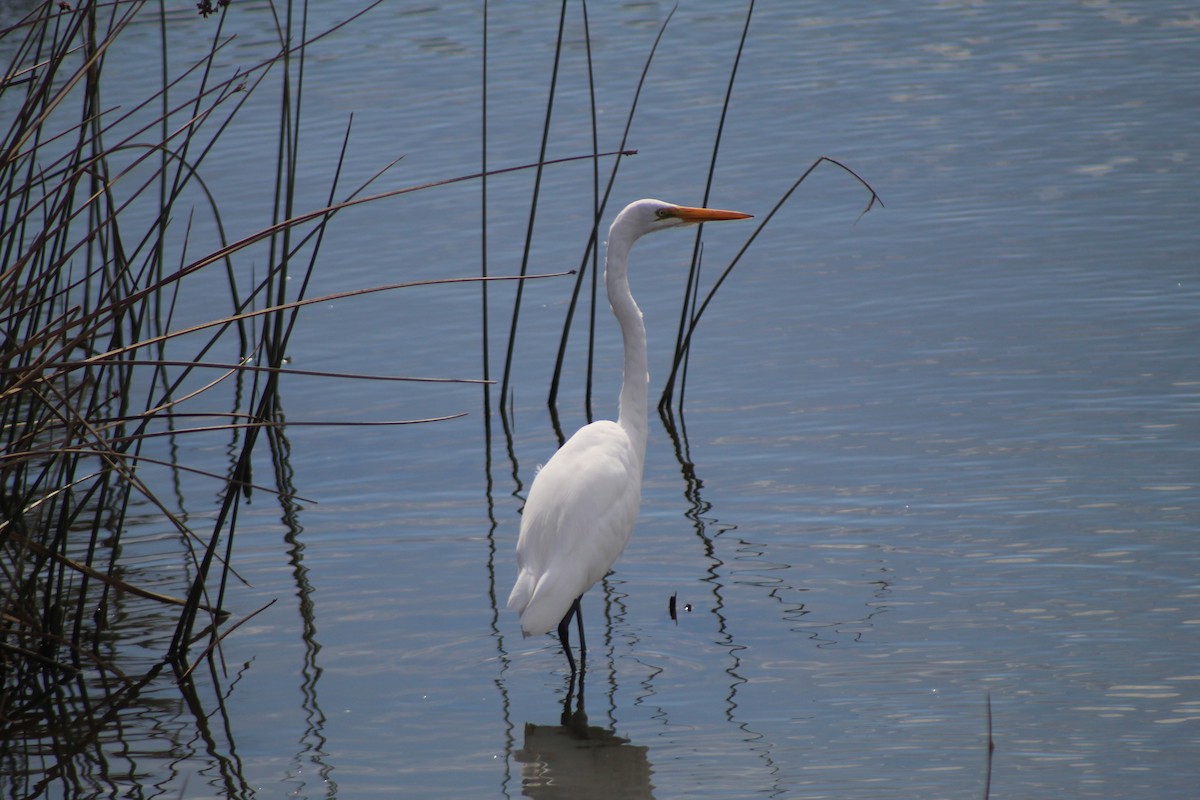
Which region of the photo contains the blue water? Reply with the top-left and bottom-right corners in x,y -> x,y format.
12,2 -> 1198,798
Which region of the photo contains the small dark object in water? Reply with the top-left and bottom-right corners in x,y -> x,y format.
668,594 -> 693,622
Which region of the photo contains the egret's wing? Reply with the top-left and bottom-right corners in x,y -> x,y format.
507,421 -> 642,636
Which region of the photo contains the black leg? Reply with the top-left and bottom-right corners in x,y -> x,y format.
556,601 -> 578,675
573,597 -> 586,668
556,596 -> 585,675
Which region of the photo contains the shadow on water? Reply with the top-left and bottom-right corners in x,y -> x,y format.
515,672 -> 654,800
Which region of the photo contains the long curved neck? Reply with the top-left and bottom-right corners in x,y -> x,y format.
605,229 -> 649,456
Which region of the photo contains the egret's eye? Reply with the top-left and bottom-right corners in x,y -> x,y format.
655,208 -> 670,219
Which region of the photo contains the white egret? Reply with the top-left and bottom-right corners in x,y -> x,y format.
507,198 -> 752,673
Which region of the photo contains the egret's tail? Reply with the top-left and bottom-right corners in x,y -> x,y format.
508,568 -> 577,638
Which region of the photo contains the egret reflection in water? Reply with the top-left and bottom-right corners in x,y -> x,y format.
515,674 -> 655,799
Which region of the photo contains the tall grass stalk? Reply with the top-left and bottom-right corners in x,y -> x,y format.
0,3 -> 293,790
0,1 -> 550,791
663,0 -> 756,412
497,0 -> 569,415
544,5 -> 676,413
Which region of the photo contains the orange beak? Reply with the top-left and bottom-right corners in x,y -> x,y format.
667,205 -> 753,223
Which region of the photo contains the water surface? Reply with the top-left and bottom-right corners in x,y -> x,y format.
16,2 -> 1199,798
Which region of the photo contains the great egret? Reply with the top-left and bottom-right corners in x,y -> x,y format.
507,198 -> 752,673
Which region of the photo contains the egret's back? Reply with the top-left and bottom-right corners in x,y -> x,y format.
507,420 -> 643,637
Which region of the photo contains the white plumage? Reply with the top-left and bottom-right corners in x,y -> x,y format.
508,421 -> 641,637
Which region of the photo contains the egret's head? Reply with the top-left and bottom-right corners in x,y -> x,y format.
614,199 -> 752,241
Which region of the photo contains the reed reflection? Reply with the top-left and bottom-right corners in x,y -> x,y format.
659,406 -> 782,792
272,424 -> 338,797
